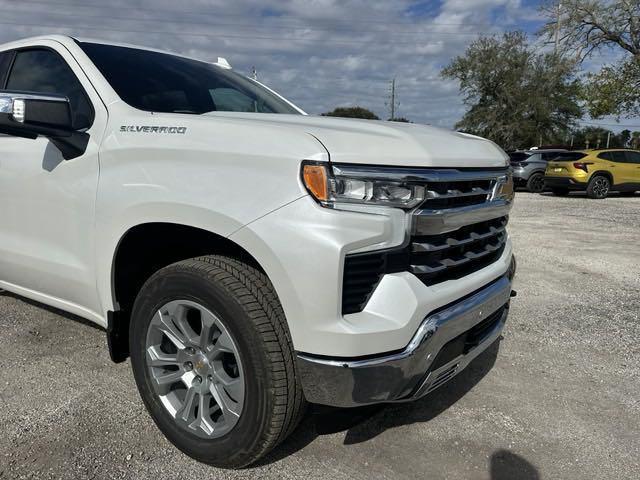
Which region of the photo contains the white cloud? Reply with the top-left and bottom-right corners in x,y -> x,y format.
0,0 -> 573,126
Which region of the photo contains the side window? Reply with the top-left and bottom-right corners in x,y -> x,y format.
541,152 -> 555,161
625,151 -> 640,164
0,50 -> 14,88
6,49 -> 93,130
598,152 -> 613,161
210,88 -> 258,113
610,151 -> 628,163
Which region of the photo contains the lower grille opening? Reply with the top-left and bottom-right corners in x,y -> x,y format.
342,254 -> 386,314
426,364 -> 460,393
428,305 -> 506,371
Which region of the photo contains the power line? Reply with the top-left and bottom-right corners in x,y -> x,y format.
0,10 -> 494,38
1,0 -> 501,28
0,20 -> 491,45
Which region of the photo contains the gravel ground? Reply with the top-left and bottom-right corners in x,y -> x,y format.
0,192 -> 638,480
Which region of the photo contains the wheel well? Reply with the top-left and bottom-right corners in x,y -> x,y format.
590,171 -> 613,184
108,223 -> 262,362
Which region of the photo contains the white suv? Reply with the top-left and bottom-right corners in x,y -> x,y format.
0,35 -> 516,468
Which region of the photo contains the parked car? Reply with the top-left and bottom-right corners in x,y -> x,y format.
0,35 -> 517,468
545,149 -> 640,199
509,149 -> 567,193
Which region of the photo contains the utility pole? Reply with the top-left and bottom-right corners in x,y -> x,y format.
554,2 -> 562,54
387,78 -> 398,120
606,131 -> 611,148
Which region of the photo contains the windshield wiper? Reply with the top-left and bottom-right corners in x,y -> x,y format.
168,109 -> 203,114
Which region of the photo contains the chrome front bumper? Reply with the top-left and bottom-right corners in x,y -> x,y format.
296,272 -> 514,408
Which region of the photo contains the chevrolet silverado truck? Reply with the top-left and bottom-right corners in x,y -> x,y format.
0,35 -> 516,468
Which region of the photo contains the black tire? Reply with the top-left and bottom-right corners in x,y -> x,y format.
586,175 -> 610,199
129,256 -> 306,468
551,187 -> 570,196
526,172 -> 546,193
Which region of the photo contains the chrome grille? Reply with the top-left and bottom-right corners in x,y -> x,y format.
341,168 -> 512,315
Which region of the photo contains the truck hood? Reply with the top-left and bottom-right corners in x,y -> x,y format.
203,112 -> 508,168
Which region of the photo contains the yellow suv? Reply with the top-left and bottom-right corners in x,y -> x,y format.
544,149 -> 640,199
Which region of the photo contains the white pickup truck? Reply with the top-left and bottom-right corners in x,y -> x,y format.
0,35 -> 516,468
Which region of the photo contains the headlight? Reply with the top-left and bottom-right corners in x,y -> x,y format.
302,162 -> 425,209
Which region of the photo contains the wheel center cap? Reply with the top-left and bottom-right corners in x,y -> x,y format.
192,353 -> 211,375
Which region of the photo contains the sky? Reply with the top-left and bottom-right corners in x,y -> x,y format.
0,0 -> 638,132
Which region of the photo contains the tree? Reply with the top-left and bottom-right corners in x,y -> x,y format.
570,126 -> 625,149
569,126 -> 639,149
583,58 -> 640,118
441,31 -> 582,151
539,0 -> 640,118
619,129 -> 632,147
322,107 -> 379,120
389,117 -> 411,123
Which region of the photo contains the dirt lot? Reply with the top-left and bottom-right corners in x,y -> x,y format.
0,192 -> 638,480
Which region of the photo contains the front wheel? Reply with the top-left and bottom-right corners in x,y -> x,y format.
526,172 -> 546,193
587,175 -> 610,199
129,256 -> 305,468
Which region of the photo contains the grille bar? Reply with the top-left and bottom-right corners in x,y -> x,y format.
410,233 -> 505,274
425,186 -> 492,200
412,223 -> 506,253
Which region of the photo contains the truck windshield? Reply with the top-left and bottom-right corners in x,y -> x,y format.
79,42 -> 300,115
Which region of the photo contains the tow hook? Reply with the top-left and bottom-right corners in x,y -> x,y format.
510,290 -> 518,298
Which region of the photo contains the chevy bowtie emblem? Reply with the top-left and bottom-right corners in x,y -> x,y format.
490,176 -> 506,201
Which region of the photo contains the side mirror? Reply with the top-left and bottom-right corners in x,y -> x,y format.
0,91 -> 89,160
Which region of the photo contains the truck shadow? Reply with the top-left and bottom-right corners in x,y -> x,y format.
259,340 -> 502,465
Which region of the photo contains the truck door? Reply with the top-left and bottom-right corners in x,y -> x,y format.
0,43 -> 107,318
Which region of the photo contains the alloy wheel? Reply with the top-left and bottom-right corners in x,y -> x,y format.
529,174 -> 545,193
592,177 -> 609,198
145,300 -> 245,439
